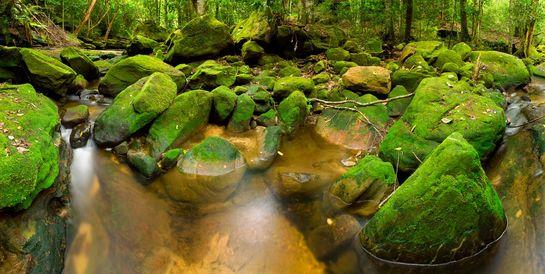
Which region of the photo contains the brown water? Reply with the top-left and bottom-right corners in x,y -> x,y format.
62,80 -> 545,274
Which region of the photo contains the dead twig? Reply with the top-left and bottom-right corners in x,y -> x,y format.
309,93 -> 415,108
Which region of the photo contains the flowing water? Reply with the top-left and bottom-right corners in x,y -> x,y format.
61,79 -> 545,274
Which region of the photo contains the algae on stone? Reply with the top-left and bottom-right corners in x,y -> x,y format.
20,48 -> 77,96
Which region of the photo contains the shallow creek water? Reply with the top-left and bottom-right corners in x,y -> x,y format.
61,79 -> 545,274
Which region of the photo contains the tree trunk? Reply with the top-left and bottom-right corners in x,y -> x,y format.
460,0 -> 469,41
524,0 -> 539,57
403,0 -> 413,41
74,0 -> 97,37
164,0 -> 169,28
104,9 -> 119,40
384,0 -> 395,41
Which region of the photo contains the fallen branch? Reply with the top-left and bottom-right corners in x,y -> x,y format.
309,92 -> 415,108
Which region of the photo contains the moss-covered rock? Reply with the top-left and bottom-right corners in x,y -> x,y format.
211,86 -> 237,122
391,68 -> 433,92
126,35 -> 159,56
127,149 -> 157,178
469,51 -> 531,89
247,85 -> 272,113
400,41 -> 445,61
350,52 -> 380,66
61,104 -> 89,128
361,132 -> 506,264
98,55 -> 185,97
312,72 -> 330,84
433,49 -> 463,69
342,66 -> 391,95
228,94 -> 255,132
278,65 -> 302,77
386,85 -> 411,117
0,84 -> 59,209
188,60 -> 237,89
315,94 -> 389,150
60,47 -> 100,80
256,109 -> 278,126
93,72 -> 177,147
452,42 -> 472,60
168,136 -> 246,203
165,15 -> 233,64
273,76 -> 315,99
332,61 -> 358,74
379,76 -> 506,172
241,40 -> 265,63
314,60 -> 327,73
232,11 -> 275,44
147,90 -> 212,158
247,126 -> 282,170
326,47 -> 351,61
328,155 -> 395,216
19,48 -> 77,96
158,148 -> 183,171
343,40 -> 361,53
278,90 -> 308,135
402,53 -> 430,70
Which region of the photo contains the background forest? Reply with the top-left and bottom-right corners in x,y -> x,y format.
0,0 -> 544,57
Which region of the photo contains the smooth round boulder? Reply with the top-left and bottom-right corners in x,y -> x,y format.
469,50 -> 531,89
342,66 -> 391,95
60,47 -> 100,80
361,133 -> 506,264
167,136 -> 247,203
273,76 -> 315,99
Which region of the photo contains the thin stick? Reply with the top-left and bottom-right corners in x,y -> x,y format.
309,93 -> 415,108
507,114 -> 545,128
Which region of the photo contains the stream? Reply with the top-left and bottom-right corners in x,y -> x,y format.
58,78 -> 545,274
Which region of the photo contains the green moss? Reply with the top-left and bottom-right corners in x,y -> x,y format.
350,52 -> 380,66
256,109 -> 277,126
433,49 -> 463,69
147,90 -> 212,158
332,61 -> 357,74
386,85 -> 411,117
379,76 -> 506,172
326,47 -> 351,61
391,68 -> 434,92
19,48 -> 77,96
273,76 -> 315,99
126,35 -> 159,56
452,42 -> 472,60
231,11 -> 274,44
469,51 -> 530,89
314,60 -> 327,73
127,150 -> 157,177
328,155 -> 395,215
60,47 -> 100,80
279,66 -> 302,77
99,55 -> 185,97
187,136 -> 241,163
0,84 -> 59,209
93,72 -> 177,146
364,38 -> 383,54
242,40 -> 265,62
403,54 -> 430,70
228,94 -> 255,132
362,133 -> 506,264
343,40 -> 361,53
211,86 -> 237,122
188,60 -> 237,89
312,72 -> 330,84
165,15 -> 233,64
278,91 -> 308,135
400,41 -> 445,61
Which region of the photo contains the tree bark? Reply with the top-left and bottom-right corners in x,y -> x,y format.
403,0 -> 413,41
74,0 -> 97,37
460,0 -> 469,41
384,0 -> 395,41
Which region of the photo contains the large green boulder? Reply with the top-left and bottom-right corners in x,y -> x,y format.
232,11 -> 275,44
19,48 -> 77,96
126,35 -> 159,56
391,68 -> 433,92
273,76 -> 315,99
0,84 -> 59,209
278,90 -> 308,135
315,94 -> 389,150
452,42 -> 472,60
469,51 -> 530,89
147,90 -> 212,158
241,40 -> 265,63
187,60 -> 237,89
60,47 -> 100,80
98,55 -> 185,97
361,133 -> 506,264
327,155 -> 395,216
326,47 -> 351,61
379,76 -> 506,172
342,66 -> 391,95
93,72 -> 177,146
166,136 -> 247,203
432,49 -> 463,69
165,15 -> 233,64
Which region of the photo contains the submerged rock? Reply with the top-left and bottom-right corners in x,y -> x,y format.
0,84 -> 60,209
342,66 -> 391,95
379,76 -> 506,172
165,15 -> 233,64
168,136 -> 246,203
127,149 -> 157,178
19,48 -> 77,96
361,133 -> 506,264
98,55 -> 185,97
469,51 -> 530,89
147,90 -> 212,158
327,155 -> 395,216
247,126 -> 282,170
61,104 -> 89,128
93,72 -> 177,147
70,122 -> 91,148
60,47 -> 100,80
307,214 -> 361,259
